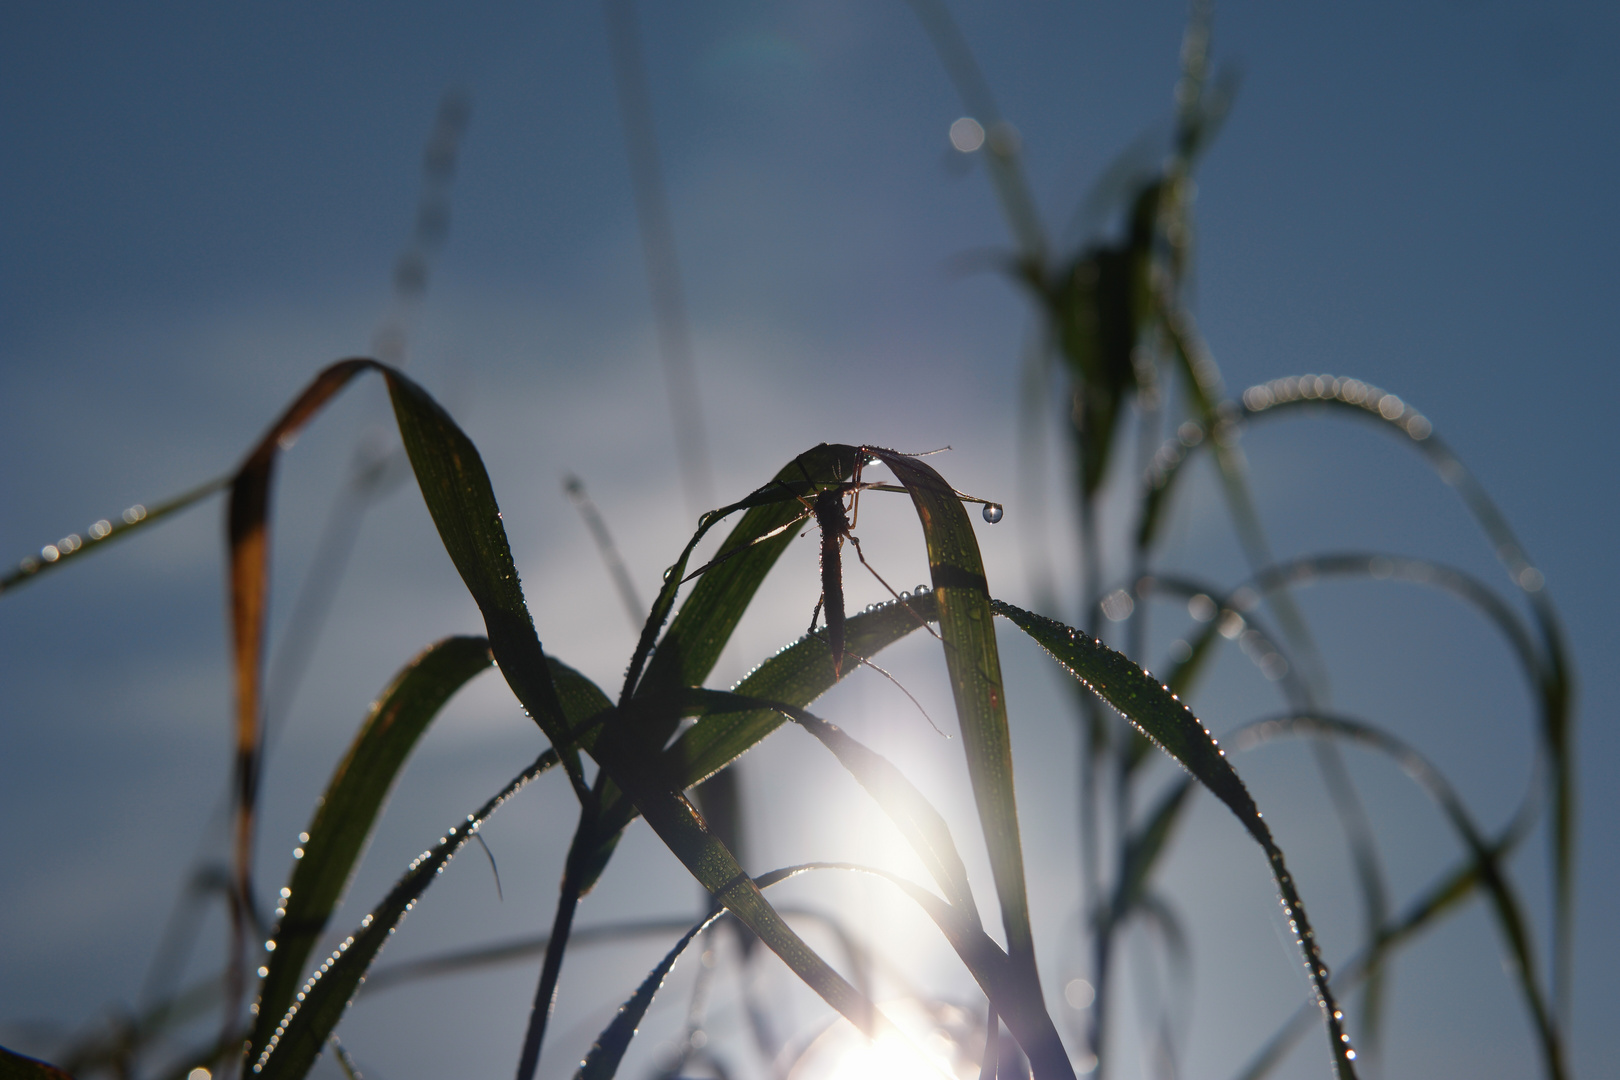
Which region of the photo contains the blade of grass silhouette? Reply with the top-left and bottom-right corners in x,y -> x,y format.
991,599 -> 1359,1079
1240,374 -> 1576,1015
0,471 -> 229,594
1230,812 -> 1533,1080
1228,712 -> 1564,1080
516,684 -> 907,1078
603,0 -> 713,515
225,358 -> 598,1038
248,635 -> 494,1064
570,861 -> 1062,1080
251,749 -> 559,1080
574,867 -> 804,1080
0,1045 -> 74,1080
514,449 -> 867,1079
564,474 -> 645,629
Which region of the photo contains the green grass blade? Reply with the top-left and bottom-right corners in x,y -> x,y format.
248,635 -> 494,1063
574,914 -> 721,1080
582,712 -> 892,1047
251,751 -> 558,1080
870,449 -> 1042,995
379,367 -> 586,794
0,472 -> 230,595
661,594 -> 938,790
632,443 -> 859,705
992,599 -> 1359,1079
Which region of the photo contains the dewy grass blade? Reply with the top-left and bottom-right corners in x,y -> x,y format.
1230,814 -> 1531,1080
1229,712 -> 1565,1080
870,449 -> 1044,1000
660,594 -> 939,791
1240,375 -> 1577,1015
992,599 -> 1359,1079
631,443 -> 859,704
224,357 -> 594,1031
249,635 -> 494,1064
573,866 -> 805,1080
0,472 -> 230,595
582,710 -> 895,1048
251,751 -> 558,1080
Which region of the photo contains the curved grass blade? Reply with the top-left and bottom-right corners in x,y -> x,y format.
677,686 -> 980,924
1,472 -> 230,595
251,750 -> 558,1080
1230,812 -> 1531,1080
582,711 -> 894,1048
222,358 -> 586,1023
790,862 -> 1077,1080
574,866 -> 807,1080
247,635 -> 494,1063
1244,373 -> 1576,1015
1229,712 -> 1564,1079
380,369 -> 585,793
661,593 -> 940,792
991,599 -> 1358,1079
870,449 -> 1042,995
226,358 -> 379,1027
629,443 -> 859,706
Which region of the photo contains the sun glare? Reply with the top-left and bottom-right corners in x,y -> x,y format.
791,1000 -> 979,1080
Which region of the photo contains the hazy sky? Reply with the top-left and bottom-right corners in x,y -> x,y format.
2,3 -> 1615,1079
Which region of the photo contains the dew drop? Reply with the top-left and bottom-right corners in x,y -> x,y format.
982,502 -> 1004,523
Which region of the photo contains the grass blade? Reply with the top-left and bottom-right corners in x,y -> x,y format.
248,635 -> 494,1063
573,867 -> 807,1080
0,1045 -> 74,1079
251,751 -> 558,1080
992,599 -> 1359,1079
0,472 -> 230,595
1240,374 -> 1576,1014
870,449 -> 1043,998
583,711 -> 894,1047
1229,712 -> 1564,1079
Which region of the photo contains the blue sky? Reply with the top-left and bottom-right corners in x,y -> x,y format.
2,2 -> 1615,1078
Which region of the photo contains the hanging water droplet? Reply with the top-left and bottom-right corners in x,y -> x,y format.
982,502 -> 1004,523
